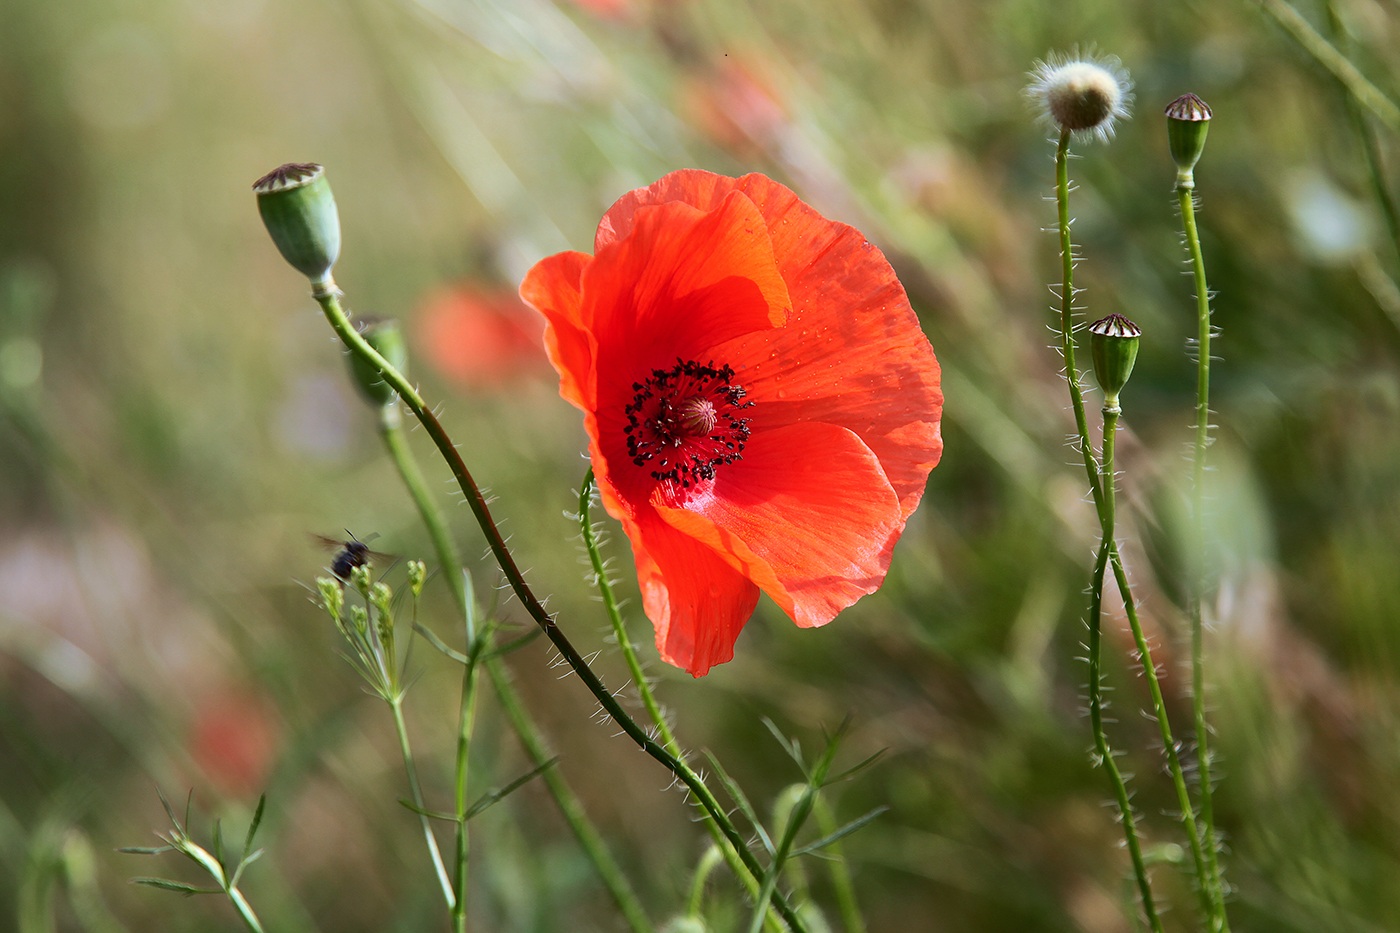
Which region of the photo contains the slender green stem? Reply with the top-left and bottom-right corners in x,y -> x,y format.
1056,131 -> 1156,921
813,795 -> 865,933
1056,128 -> 1105,513
378,405 -> 649,933
1254,0 -> 1400,133
227,886 -> 266,933
388,696 -> 456,911
378,405 -> 473,933
577,469 -> 676,750
1105,541 -> 1225,928
1178,177 -> 1230,929
317,282 -> 807,929
1093,409 -> 1163,933
577,469 -> 786,932
1056,131 -> 1223,927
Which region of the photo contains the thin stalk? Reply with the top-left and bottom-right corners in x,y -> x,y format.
577,469 -> 786,933
379,404 -> 474,933
1254,0 -> 1400,133
812,795 -> 865,933
226,886 -> 265,933
1056,131 -> 1221,927
313,282 -> 807,931
1056,128 -> 1105,512
1178,176 -> 1230,926
388,695 -> 456,912
1092,409 -> 1163,933
378,405 -> 650,933
1106,541 -> 1225,929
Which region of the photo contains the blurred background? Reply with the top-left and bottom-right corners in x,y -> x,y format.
3,0 -> 1400,930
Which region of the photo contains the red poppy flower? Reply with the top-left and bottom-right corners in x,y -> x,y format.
521,170 -> 942,676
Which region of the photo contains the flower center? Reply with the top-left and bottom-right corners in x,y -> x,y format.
623,359 -> 754,489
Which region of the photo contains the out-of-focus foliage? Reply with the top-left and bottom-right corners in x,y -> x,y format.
3,0 -> 1400,930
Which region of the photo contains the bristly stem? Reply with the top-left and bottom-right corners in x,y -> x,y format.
377,405 -> 649,933
1056,135 -> 1152,920
1056,128 -> 1105,511
577,468 -> 788,933
1054,128 -> 1178,930
1088,522 -> 1161,927
315,283 -> 807,933
1178,168 -> 1231,930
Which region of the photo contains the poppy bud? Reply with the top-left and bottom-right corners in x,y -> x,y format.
1026,52 -> 1133,142
253,163 -> 341,287
1165,93 -> 1212,187
348,317 -> 407,408
1089,313 -> 1142,408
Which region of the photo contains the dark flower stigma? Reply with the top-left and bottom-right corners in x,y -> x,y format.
624,358 -> 754,489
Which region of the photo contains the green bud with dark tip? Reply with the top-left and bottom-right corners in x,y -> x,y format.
1165,94 -> 1211,188
253,163 -> 341,287
348,317 -> 407,408
1089,313 -> 1142,408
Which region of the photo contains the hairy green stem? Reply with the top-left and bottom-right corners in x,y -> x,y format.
378,405 -> 649,932
577,469 -> 786,933
1056,128 -> 1105,511
1178,175 -> 1230,929
1089,404 -> 1162,932
314,282 -> 806,931
1056,129 -> 1220,927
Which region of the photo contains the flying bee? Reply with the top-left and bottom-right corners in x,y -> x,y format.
313,531 -> 394,582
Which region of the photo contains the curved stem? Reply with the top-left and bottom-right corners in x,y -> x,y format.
377,405 -> 650,933
577,469 -> 786,932
316,284 -> 805,932
1178,179 -> 1230,928
1091,406 -> 1163,933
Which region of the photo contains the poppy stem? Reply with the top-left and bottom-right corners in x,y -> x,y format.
1055,128 -> 1162,930
578,469 -> 791,932
377,373 -> 651,933
1178,163 -> 1231,930
1090,411 -> 1162,933
312,282 -> 808,933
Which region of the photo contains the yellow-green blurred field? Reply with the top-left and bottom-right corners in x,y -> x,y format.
4,0 -> 1400,930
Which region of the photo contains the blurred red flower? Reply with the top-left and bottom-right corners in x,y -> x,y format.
188,687 -> 280,799
414,285 -> 548,389
521,170 -> 943,676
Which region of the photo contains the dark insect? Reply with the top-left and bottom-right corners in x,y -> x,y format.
313,531 -> 393,582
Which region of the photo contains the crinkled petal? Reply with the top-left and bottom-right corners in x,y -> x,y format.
519,250 -> 594,411
623,507 -> 761,677
597,170 -> 942,520
583,191 -> 790,390
654,422 -> 903,628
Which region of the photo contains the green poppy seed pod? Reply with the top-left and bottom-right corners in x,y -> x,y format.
1165,93 -> 1212,186
348,317 -> 407,408
253,163 -> 341,287
1089,313 -> 1142,407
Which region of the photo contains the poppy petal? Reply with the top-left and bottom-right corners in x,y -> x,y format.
623,507 -> 761,677
654,421 -> 903,628
596,171 -> 943,520
583,191 -> 790,385
520,250 -> 594,410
